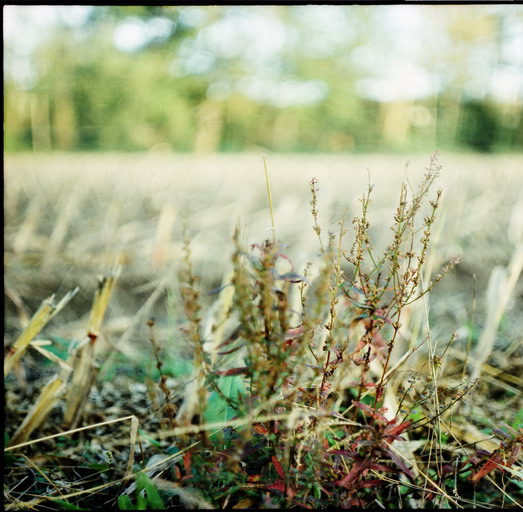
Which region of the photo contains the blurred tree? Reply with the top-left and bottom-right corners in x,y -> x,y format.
422,5 -> 522,152
457,99 -> 499,152
3,5 -> 522,153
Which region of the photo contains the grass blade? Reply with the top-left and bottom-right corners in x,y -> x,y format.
8,375 -> 67,446
63,266 -> 120,428
4,288 -> 78,376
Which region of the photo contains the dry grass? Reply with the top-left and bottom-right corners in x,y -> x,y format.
4,151 -> 523,509
4,152 -> 522,352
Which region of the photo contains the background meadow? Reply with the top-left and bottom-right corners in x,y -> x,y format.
5,152 -> 523,356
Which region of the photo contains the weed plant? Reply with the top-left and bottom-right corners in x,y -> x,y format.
4,153 -> 522,510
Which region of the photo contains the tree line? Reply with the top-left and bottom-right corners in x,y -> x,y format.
4,5 -> 522,153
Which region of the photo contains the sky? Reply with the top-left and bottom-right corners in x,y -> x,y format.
3,4 -> 523,105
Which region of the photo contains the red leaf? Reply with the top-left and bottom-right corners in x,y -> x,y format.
253,423 -> 269,435
335,457 -> 372,487
272,455 -> 286,479
358,479 -> 384,488
213,367 -> 249,376
384,419 -> 412,438
267,480 -> 286,493
217,344 -> 245,356
471,452 -> 504,484
266,480 -> 296,500
329,449 -> 358,459
183,452 -> 192,475
382,448 -> 415,480
369,462 -> 401,473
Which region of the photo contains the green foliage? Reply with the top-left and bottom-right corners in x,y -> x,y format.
118,473 -> 165,510
161,153 -> 503,509
159,357 -> 194,379
117,495 -> 134,510
203,374 -> 245,424
457,99 -> 500,152
512,408 -> 523,430
4,6 -> 522,153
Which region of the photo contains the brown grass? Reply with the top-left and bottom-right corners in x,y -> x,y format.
5,152 -> 522,348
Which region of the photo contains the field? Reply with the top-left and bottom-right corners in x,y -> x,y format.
4,151 -> 523,509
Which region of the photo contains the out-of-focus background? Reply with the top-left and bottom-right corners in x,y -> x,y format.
4,5 -> 523,364
4,4 -> 523,154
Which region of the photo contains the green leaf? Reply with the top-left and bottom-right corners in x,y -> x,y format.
87,463 -> 111,471
360,394 -> 375,406
136,489 -> 148,510
136,473 -> 165,510
408,409 -> 424,422
512,408 -> 523,430
167,445 -> 180,455
203,375 -> 244,424
162,358 -> 194,378
118,495 -> 134,510
138,430 -> 163,448
47,336 -> 73,359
